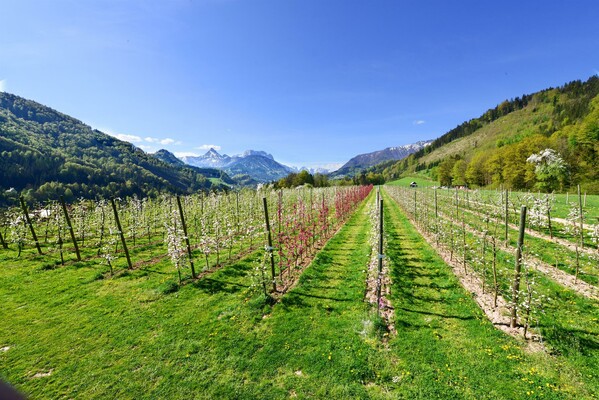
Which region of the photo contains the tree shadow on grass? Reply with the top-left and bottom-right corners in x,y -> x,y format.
139,267 -> 171,276
395,306 -> 476,321
192,277 -> 249,294
385,212 -> 475,320
541,324 -> 599,357
217,261 -> 252,279
279,291 -> 353,311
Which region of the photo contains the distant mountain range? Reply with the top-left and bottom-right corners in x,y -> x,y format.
153,149 -> 237,185
179,143 -> 432,182
331,140 -> 433,177
181,149 -> 295,183
4,74 -> 596,204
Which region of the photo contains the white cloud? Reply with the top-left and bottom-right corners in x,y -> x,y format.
144,137 -> 181,145
413,120 -> 426,125
101,131 -> 181,146
137,144 -> 157,152
105,131 -> 143,143
0,79 -> 6,92
160,138 -> 178,145
196,144 -> 221,151
174,151 -> 200,158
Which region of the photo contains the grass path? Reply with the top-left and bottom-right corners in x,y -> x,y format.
0,195 -> 380,399
381,189 -> 592,399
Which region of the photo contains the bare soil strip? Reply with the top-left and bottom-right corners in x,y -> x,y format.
386,192 -> 545,351
437,210 -> 599,301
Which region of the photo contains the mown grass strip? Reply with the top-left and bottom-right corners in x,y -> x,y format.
0,196 -> 380,399
2,192 -> 597,399
381,189 -> 594,399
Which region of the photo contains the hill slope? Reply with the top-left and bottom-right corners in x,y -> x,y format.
382,76 -> 599,192
0,92 -> 227,205
332,140 -> 432,177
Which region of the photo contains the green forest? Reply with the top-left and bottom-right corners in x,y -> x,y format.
382,76 -> 599,193
0,93 -> 231,206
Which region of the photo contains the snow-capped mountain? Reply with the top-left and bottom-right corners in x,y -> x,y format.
331,140 -> 433,177
295,166 -> 335,175
180,148 -> 232,168
180,148 -> 293,183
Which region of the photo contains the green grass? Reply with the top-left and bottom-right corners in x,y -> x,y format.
1,196 -> 380,398
458,188 -> 599,224
387,176 -> 439,188
551,192 -> 599,221
1,193 -> 597,399
429,195 -> 598,284
380,191 -> 594,399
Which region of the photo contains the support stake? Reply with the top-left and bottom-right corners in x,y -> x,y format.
177,195 -> 196,279
263,197 -> 277,293
578,185 -> 584,249
60,196 -> 81,261
19,196 -> 42,255
0,230 -> 7,249
510,205 -> 527,329
376,199 -> 384,310
110,198 -> 133,269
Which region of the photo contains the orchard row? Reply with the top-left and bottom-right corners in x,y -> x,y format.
0,186 -> 372,290
384,186 -> 598,342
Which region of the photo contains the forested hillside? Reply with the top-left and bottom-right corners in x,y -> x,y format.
0,93 -> 229,205
384,76 -> 599,193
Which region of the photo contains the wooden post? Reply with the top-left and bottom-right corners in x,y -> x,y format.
59,196 -> 81,261
413,190 -> 417,221
110,198 -> 133,269
19,196 -> 42,255
177,195 -> 196,279
578,185 -> 584,249
546,195 -> 553,239
481,232 -> 487,293
0,230 -> 7,249
492,237 -> 498,308
376,199 -> 384,310
236,191 -> 240,235
510,205 -> 527,329
455,188 -> 459,219
262,197 -> 276,292
504,189 -> 509,243
462,219 -> 467,274
434,188 -> 438,219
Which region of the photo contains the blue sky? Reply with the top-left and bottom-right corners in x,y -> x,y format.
1,1 -> 598,170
